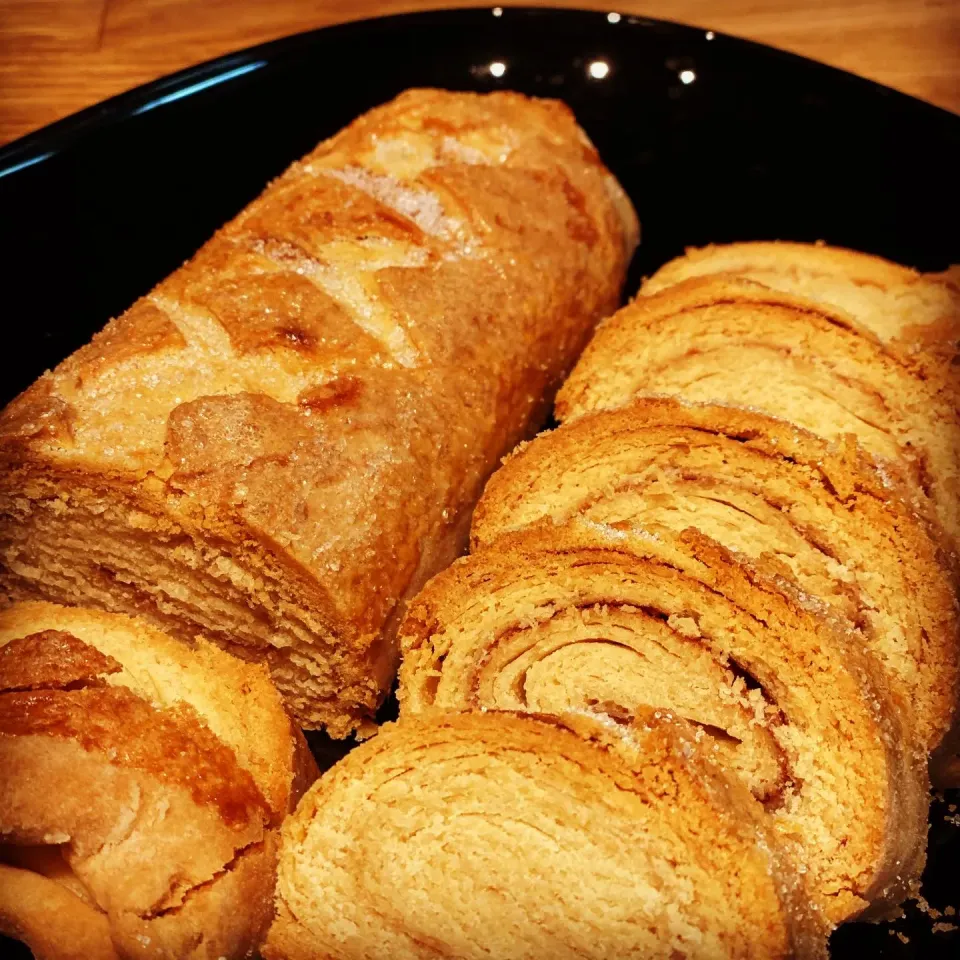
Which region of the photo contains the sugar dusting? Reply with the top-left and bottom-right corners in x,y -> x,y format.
321,166 -> 460,239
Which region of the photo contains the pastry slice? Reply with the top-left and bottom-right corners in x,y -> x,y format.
472,397 -> 960,756
0,88 -> 637,735
642,240 -> 959,359
264,709 -> 827,960
556,276 -> 960,548
398,521 -> 928,925
0,601 -> 317,960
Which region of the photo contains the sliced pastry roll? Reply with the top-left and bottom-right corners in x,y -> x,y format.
0,601 -> 317,960
555,276 -> 960,548
264,709 -> 827,960
472,397 -> 960,754
641,240 -> 960,358
398,521 -> 928,924
0,89 -> 637,736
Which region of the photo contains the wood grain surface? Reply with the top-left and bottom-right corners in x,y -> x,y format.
1,0 -> 958,146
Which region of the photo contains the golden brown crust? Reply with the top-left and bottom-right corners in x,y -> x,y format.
265,710 -> 827,960
642,240 -> 959,342
644,242 -> 919,295
0,89 -> 637,734
0,601 -> 315,959
0,837 -> 279,960
0,687 -> 269,828
0,379 -> 76,445
471,397 -> 960,751
0,730 -> 267,920
398,520 -> 929,924
0,631 -> 121,692
641,241 -> 960,415
71,301 -> 191,380
0,601 -> 314,820
109,834 -> 279,960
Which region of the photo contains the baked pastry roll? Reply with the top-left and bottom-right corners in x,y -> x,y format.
556,276 -> 960,548
472,397 -> 960,755
0,601 -> 317,960
0,89 -> 638,735
642,240 -> 960,356
398,521 -> 928,924
264,709 -> 828,960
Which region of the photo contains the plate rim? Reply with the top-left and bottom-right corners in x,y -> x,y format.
2,3 -> 958,177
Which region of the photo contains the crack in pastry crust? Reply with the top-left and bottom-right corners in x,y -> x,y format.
0,631 -> 122,692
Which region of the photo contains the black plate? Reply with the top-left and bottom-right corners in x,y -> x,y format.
0,7 -> 957,957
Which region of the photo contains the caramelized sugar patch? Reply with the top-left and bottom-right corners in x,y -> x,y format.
0,631 -> 121,692
72,301 -> 188,378
0,381 -> 76,443
298,376 -> 364,413
0,686 -> 269,828
238,172 -> 429,250
186,265 -> 377,359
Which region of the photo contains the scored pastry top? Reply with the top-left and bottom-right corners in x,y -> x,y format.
0,87 -> 638,656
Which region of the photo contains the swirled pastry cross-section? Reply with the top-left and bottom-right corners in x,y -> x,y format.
264,710 -> 827,960
556,276 -> 960,548
398,521 -> 928,924
472,397 -> 960,754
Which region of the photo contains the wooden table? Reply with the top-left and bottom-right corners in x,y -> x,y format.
1,0 -> 957,146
